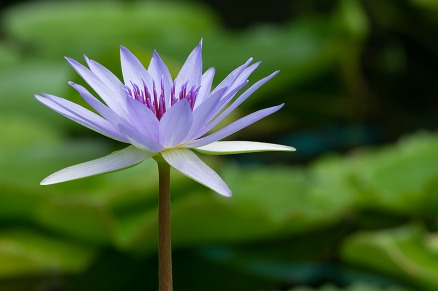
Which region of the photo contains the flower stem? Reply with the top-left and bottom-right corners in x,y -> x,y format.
157,159 -> 173,291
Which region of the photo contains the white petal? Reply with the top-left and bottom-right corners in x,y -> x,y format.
161,149 -> 231,197
159,99 -> 193,148
194,141 -> 296,155
120,46 -> 154,88
188,104 -> 284,148
41,145 -> 153,185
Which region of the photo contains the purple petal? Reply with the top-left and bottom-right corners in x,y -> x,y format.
85,57 -> 128,112
148,50 -> 173,105
210,58 -> 253,95
120,46 -> 154,88
68,82 -> 162,151
201,71 -> 279,135
159,99 -> 193,148
161,149 -> 231,196
41,145 -> 153,185
194,67 -> 215,109
174,40 -> 203,94
188,104 -> 284,148
125,97 -> 160,141
118,123 -> 163,152
186,87 -> 227,140
35,94 -> 127,143
207,80 -> 249,126
69,82 -> 122,123
223,61 -> 260,98
65,57 -> 126,116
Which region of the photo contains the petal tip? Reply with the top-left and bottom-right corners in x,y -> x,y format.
285,146 -> 296,152
221,189 -> 232,197
40,177 -> 53,186
120,45 -> 131,56
120,45 -> 130,54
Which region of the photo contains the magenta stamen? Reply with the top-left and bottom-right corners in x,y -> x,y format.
126,78 -> 200,120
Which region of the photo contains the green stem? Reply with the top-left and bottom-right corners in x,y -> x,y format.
156,159 -> 173,291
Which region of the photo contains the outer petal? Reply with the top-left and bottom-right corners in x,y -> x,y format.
69,82 -> 122,123
120,46 -> 154,88
194,67 -> 215,109
69,82 -> 161,152
65,57 -> 126,116
174,40 -> 203,94
223,61 -> 260,97
211,57 -> 253,95
188,104 -> 284,148
201,71 -> 279,136
187,81 -> 247,141
186,87 -> 227,140
161,149 -> 231,197
159,99 -> 193,148
35,94 -> 127,143
41,145 -> 153,185
84,56 -> 129,115
209,63 -> 260,117
194,141 -> 296,155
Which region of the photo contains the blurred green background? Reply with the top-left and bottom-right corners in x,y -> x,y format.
1,0 -> 438,290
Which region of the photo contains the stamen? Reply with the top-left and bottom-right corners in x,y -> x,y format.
125,78 -> 201,120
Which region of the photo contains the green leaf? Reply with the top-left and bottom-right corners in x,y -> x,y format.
410,0 -> 438,10
335,0 -> 369,42
341,224 -> 438,289
113,162 -> 346,254
283,282 -> 412,291
35,199 -> 116,246
349,132 -> 438,214
3,1 -> 218,59
0,42 -> 21,68
0,229 -> 96,278
0,61 -> 70,128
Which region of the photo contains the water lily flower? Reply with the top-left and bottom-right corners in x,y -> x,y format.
35,40 -> 295,197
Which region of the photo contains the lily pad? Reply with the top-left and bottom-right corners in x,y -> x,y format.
0,229 -> 96,278
341,224 -> 438,289
3,1 -> 218,59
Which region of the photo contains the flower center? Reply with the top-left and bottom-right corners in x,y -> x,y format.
125,79 -> 200,120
